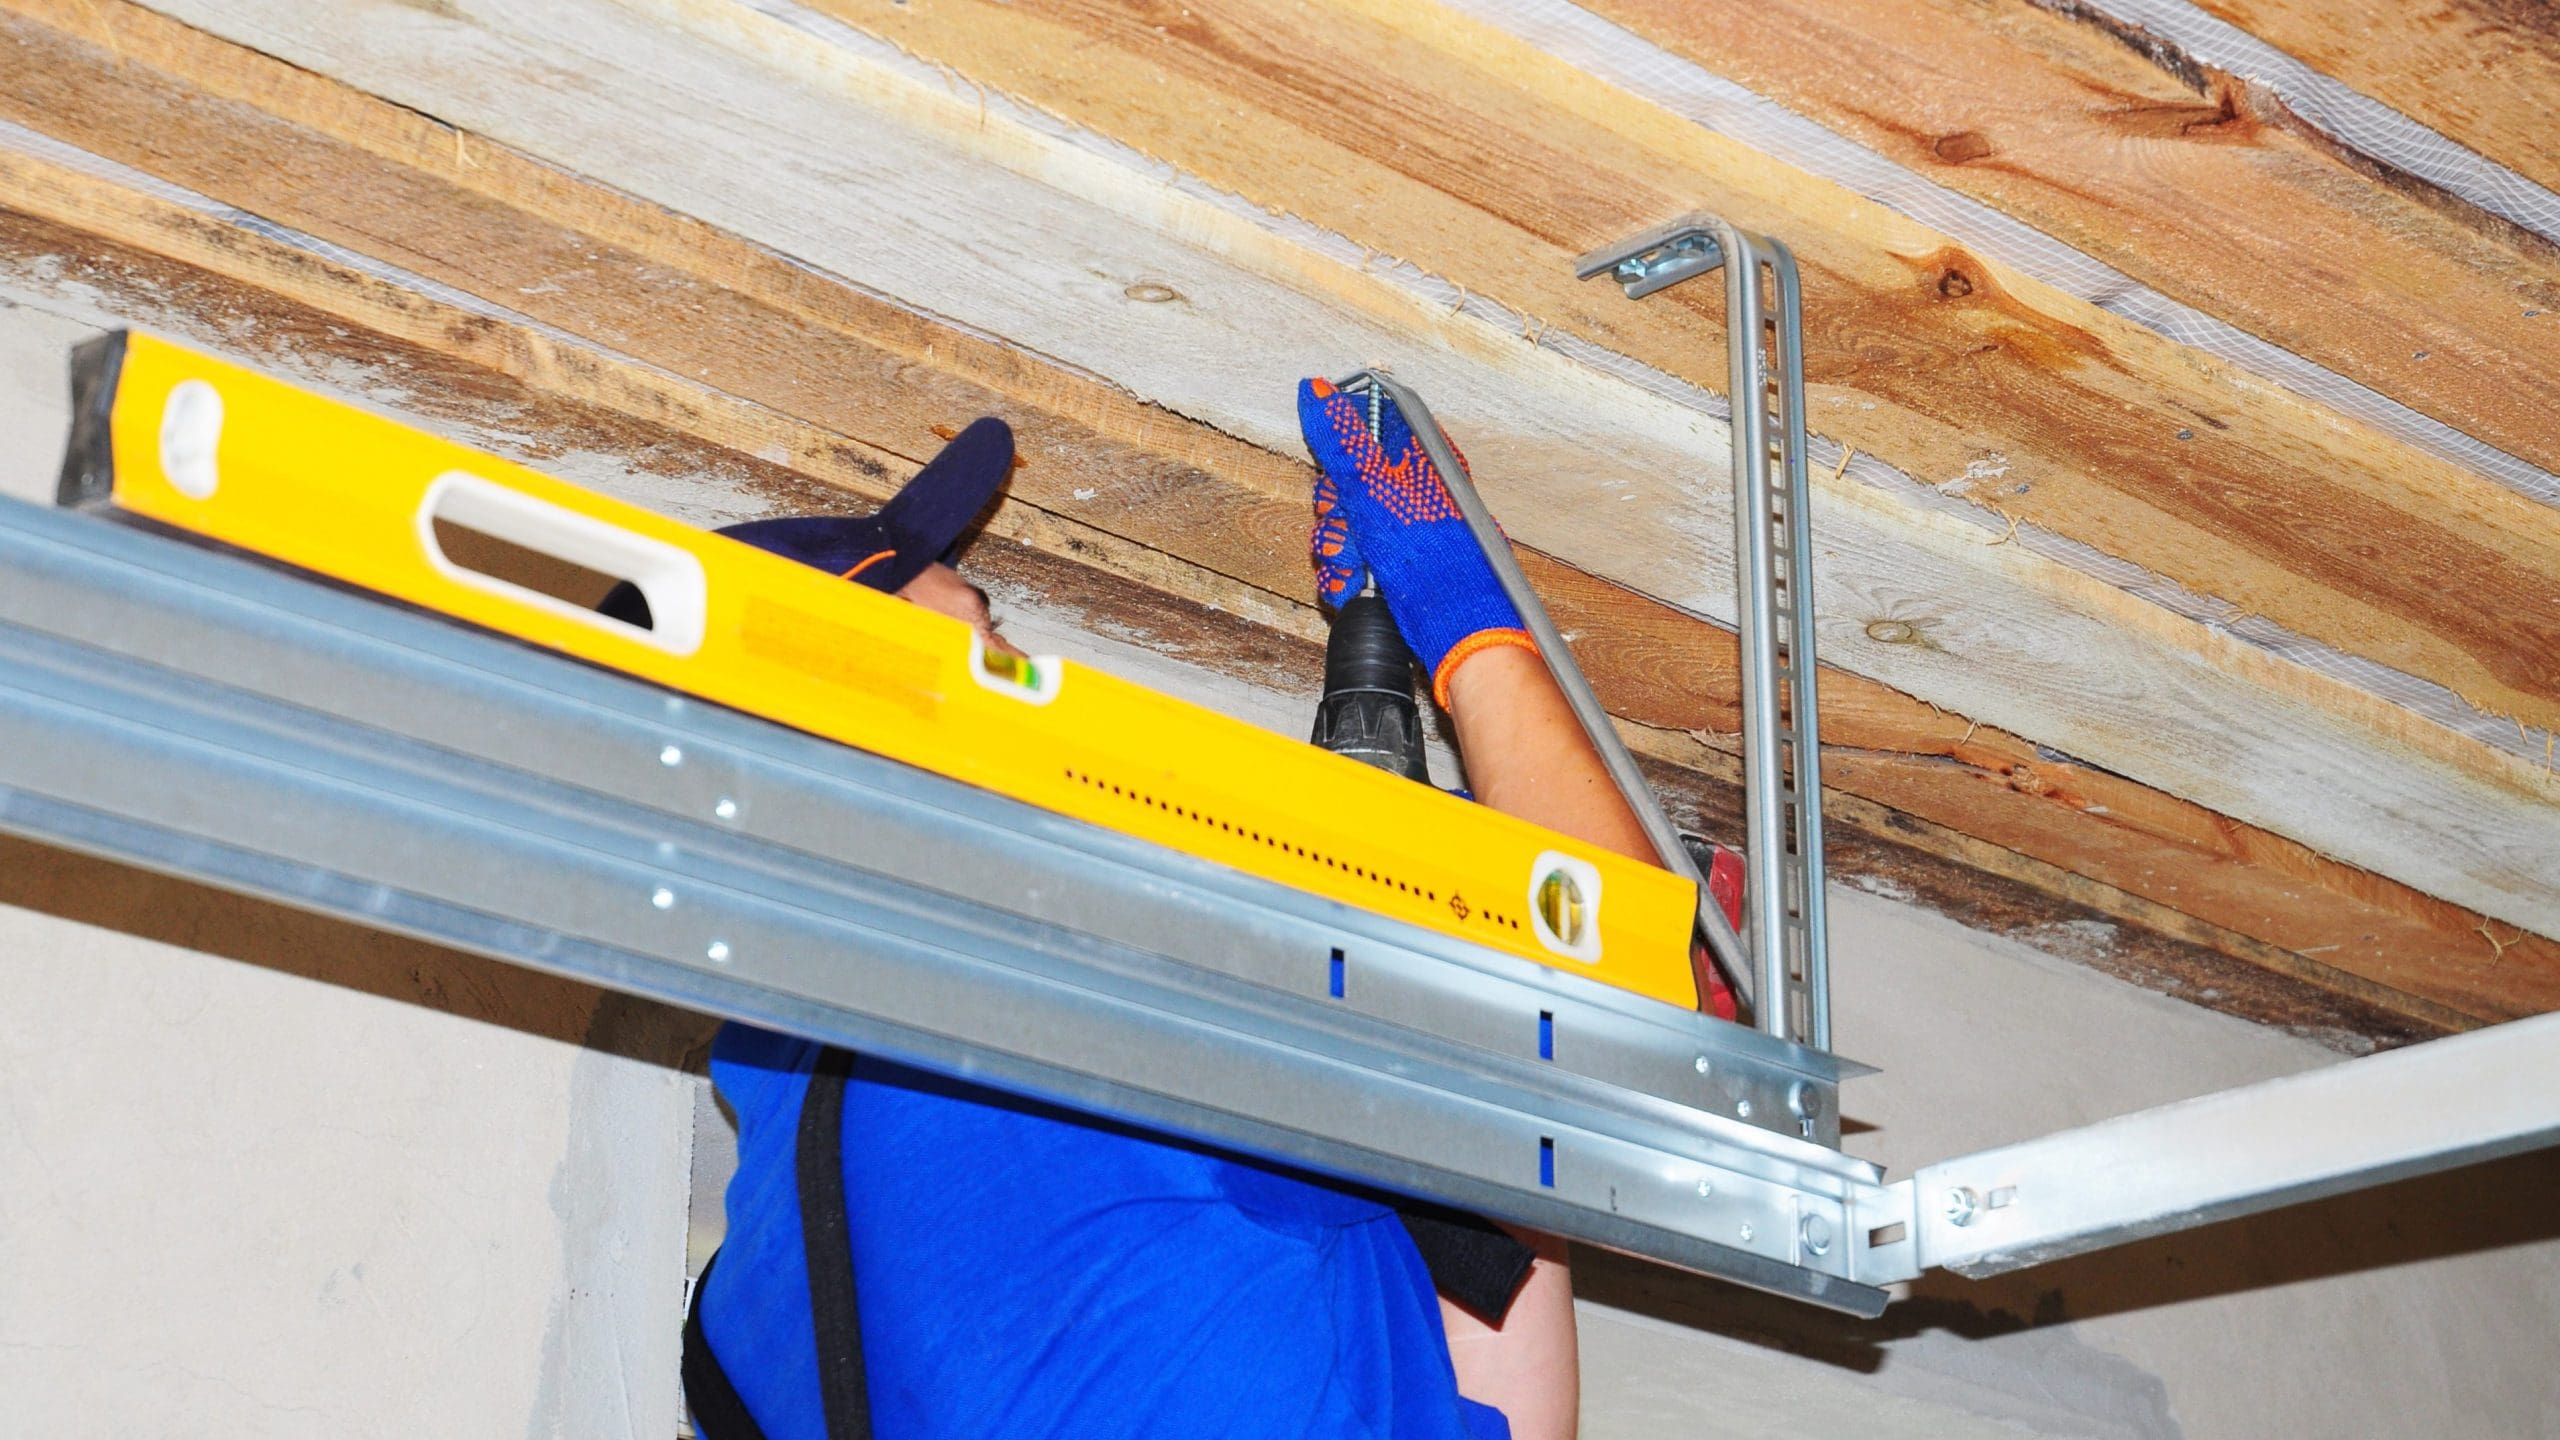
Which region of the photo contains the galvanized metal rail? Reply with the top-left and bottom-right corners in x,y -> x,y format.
0,494 -> 1897,1315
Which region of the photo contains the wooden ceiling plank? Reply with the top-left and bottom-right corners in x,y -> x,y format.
790,0 -> 2560,738
97,0 -> 2560,937
1,45 -> 2548,1027
1637,725 -> 2496,1039
2185,0 -> 2560,197
0,4 -> 1312,594
1570,0 -> 2560,483
1807,745 -> 2560,1022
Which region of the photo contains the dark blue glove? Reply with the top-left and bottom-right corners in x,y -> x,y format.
1298,377 -> 1533,706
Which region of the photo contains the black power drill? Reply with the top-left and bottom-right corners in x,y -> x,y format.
1309,587 -> 1432,783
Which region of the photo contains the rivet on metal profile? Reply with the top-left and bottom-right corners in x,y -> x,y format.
706,940 -> 732,964
714,797 -> 739,821
1801,1213 -> 1834,1256
1789,1081 -> 1823,1139
651,887 -> 675,911
659,745 -> 684,767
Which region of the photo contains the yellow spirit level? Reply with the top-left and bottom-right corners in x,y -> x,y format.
60,332 -> 1702,1009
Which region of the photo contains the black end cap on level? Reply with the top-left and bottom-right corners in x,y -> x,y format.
57,329 -> 129,511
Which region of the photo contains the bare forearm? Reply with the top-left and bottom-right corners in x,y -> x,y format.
1438,1227 -> 1577,1440
1443,645 -> 1651,864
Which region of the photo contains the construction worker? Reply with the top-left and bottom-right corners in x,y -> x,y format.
676,381 -> 1660,1440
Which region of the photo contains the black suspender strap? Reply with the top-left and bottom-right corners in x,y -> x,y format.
797,1047 -> 872,1439
683,1045 -> 873,1440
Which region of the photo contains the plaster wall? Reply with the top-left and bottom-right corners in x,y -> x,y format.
1,305 -> 2554,1438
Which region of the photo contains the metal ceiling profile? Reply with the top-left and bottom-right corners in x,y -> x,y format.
0,491 -> 1896,1316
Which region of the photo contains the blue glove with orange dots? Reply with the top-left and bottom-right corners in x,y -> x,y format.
1298,377 -> 1535,708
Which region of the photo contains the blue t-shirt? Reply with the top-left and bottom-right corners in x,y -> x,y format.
697,1023 -> 1511,1439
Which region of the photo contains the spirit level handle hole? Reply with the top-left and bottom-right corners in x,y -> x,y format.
418,471 -> 707,655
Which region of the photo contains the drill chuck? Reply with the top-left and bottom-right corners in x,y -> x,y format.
1311,590 -> 1431,783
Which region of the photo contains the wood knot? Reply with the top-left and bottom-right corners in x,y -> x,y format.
1938,269 -> 1974,299
1933,131 -> 1994,165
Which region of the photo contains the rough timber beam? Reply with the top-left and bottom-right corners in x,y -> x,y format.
2181,0 -> 2560,196
0,148 -> 2487,1047
3,0 -> 2554,1023
1573,0 -> 2560,479
786,0 -> 2560,742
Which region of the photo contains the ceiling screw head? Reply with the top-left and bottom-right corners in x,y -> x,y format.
1694,1055 -> 1712,1075
1735,1099 -> 1753,1119
714,797 -> 739,821
1801,1214 -> 1834,1256
1738,1223 -> 1755,1243
659,745 -> 684,767
651,887 -> 675,911
706,941 -> 732,964
1943,1186 -> 1981,1227
1697,1178 -> 1714,1199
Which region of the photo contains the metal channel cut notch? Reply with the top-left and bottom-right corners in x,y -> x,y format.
1575,215 -> 1834,1052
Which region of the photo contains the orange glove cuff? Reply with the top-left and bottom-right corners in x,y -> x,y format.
1429,627 -> 1538,709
